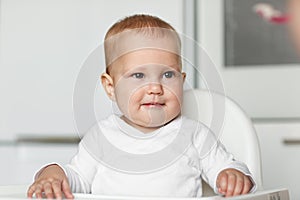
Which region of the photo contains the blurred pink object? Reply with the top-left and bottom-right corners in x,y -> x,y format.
253,3 -> 289,24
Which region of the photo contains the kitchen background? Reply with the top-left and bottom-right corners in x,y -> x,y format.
0,0 -> 300,199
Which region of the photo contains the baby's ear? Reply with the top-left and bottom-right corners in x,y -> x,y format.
182,72 -> 186,82
101,73 -> 116,101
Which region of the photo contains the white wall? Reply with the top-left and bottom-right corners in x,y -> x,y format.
0,0 -> 183,140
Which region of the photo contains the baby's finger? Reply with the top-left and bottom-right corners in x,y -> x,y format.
217,173 -> 228,195
62,179 -> 74,199
232,176 -> 244,196
27,184 -> 36,198
242,176 -> 253,194
43,182 -> 54,199
52,180 -> 63,200
225,173 -> 236,197
33,184 -> 44,199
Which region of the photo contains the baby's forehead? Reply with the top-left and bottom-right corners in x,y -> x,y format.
105,28 -> 181,68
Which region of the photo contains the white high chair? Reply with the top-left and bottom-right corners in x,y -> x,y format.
182,89 -> 263,196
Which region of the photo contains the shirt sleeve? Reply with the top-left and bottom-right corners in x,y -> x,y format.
193,124 -> 257,194
63,126 -> 101,193
32,127 -> 101,194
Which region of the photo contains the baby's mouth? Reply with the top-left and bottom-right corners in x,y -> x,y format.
141,102 -> 165,108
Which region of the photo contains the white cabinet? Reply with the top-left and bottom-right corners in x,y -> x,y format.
0,143 -> 78,185
255,121 -> 300,200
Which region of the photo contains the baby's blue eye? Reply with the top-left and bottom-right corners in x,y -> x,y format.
163,71 -> 175,78
132,73 -> 144,79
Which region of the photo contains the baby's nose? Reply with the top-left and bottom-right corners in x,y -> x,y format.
146,82 -> 163,95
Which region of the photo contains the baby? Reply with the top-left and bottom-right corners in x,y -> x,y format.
27,14 -> 256,199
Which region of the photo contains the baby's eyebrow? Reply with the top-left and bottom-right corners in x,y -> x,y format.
169,64 -> 181,71
121,62 -> 182,74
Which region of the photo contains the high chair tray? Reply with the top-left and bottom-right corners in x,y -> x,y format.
0,185 -> 289,200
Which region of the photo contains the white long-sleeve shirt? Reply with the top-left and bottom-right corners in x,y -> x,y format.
63,114 -> 256,197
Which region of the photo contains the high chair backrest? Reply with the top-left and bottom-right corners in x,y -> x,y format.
182,89 -> 263,196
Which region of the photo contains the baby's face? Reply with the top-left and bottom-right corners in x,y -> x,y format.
107,49 -> 185,132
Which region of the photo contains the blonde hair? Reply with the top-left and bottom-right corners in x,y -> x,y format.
104,14 -> 181,73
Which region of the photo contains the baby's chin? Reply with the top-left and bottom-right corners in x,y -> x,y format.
121,116 -> 168,133
133,120 -> 168,132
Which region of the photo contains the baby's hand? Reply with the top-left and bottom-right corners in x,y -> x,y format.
27,164 -> 74,199
216,168 -> 253,197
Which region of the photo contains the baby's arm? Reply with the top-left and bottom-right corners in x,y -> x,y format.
192,122 -> 256,196
216,168 -> 253,197
27,164 -> 73,199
